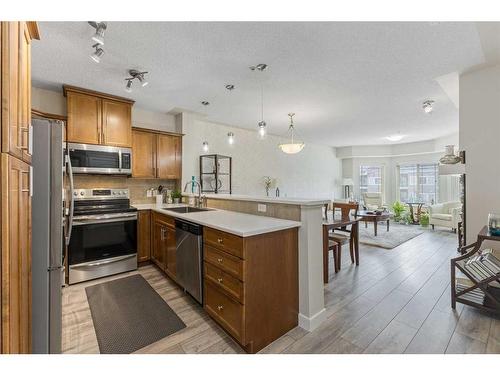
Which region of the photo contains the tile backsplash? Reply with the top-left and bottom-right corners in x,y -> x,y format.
73,175 -> 177,204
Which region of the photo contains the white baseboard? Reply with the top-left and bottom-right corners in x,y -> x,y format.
298,308 -> 327,331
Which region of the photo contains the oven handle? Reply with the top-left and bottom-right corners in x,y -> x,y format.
71,254 -> 137,269
65,154 -> 75,246
73,215 -> 137,226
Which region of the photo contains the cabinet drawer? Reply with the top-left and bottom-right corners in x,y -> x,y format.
152,212 -> 175,228
204,227 -> 244,258
204,262 -> 244,303
204,282 -> 244,343
204,245 -> 244,281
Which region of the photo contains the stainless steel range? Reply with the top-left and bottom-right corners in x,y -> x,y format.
67,188 -> 138,284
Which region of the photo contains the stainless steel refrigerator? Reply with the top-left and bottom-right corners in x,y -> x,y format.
32,118 -> 70,353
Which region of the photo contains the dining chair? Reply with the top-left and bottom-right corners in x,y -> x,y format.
325,240 -> 340,276
329,202 -> 358,270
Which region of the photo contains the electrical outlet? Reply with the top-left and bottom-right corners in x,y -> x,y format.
146,189 -> 152,198
258,204 -> 267,212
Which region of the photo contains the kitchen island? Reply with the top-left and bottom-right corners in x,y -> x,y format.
133,203 -> 300,353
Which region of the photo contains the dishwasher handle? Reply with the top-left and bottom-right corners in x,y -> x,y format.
175,219 -> 203,236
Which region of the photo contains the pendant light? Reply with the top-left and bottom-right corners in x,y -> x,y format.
251,64 -> 268,139
279,113 -> 305,154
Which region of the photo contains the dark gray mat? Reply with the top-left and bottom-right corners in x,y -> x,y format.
85,274 -> 186,354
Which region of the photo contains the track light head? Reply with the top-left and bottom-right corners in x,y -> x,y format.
125,79 -> 133,93
88,21 -> 107,45
90,44 -> 104,63
128,69 -> 149,88
137,74 -> 148,87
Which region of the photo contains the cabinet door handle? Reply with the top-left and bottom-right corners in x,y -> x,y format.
217,258 -> 223,263
217,305 -> 224,311
217,278 -> 223,283
217,238 -> 223,244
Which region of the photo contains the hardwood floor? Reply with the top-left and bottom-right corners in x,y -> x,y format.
61,228 -> 499,354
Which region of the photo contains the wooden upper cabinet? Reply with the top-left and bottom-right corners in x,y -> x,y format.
132,129 -> 156,178
1,22 -> 37,164
64,85 -> 134,147
131,128 -> 182,179
66,92 -> 101,145
102,99 -> 131,147
157,134 -> 182,179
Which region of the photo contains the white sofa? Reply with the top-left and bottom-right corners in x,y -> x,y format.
428,201 -> 462,231
362,192 -> 386,211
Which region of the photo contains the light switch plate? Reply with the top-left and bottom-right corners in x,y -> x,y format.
257,203 -> 267,212
146,189 -> 152,197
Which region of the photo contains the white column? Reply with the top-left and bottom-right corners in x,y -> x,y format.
297,204 -> 327,331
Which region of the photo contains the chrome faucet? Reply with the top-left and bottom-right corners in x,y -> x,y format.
183,180 -> 205,208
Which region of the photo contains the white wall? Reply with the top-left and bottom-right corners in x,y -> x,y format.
181,113 -> 342,199
31,86 -> 177,132
460,64 -> 500,242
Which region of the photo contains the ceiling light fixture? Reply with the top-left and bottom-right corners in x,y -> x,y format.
125,70 -> 149,92
279,113 -> 305,154
385,134 -> 404,142
251,64 -> 268,139
90,44 -> 104,63
88,21 -> 107,45
422,100 -> 434,114
439,145 -> 464,165
202,141 -> 209,153
227,132 -> 235,145
201,101 -> 210,106
225,84 -> 235,91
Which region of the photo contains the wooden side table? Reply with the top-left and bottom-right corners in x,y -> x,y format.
451,225 -> 500,314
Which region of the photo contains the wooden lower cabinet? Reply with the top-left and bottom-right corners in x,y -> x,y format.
151,212 -> 176,281
1,154 -> 32,353
137,210 -> 151,262
203,227 -> 298,353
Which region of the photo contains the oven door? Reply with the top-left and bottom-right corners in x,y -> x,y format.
68,213 -> 137,284
67,143 -> 132,175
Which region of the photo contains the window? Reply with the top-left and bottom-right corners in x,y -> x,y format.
359,165 -> 383,195
398,163 -> 438,204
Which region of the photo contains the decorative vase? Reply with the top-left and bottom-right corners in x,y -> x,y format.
488,213 -> 500,236
173,198 -> 180,204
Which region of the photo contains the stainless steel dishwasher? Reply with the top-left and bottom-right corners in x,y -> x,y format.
175,219 -> 203,304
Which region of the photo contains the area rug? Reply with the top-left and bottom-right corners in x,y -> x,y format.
85,274 -> 186,354
358,222 -> 424,249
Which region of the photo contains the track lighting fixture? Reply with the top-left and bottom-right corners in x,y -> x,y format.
88,21 -> 107,45
90,44 -> 104,63
201,101 -> 210,106
124,70 -> 149,93
225,84 -> 235,91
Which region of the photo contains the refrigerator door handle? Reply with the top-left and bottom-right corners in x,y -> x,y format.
65,154 -> 75,246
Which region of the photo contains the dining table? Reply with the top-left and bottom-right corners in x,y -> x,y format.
322,214 -> 361,283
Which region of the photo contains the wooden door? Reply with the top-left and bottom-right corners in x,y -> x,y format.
131,129 -> 156,178
137,210 -> 151,263
164,226 -> 176,280
157,134 -> 182,179
1,154 -> 31,353
102,100 -> 132,147
19,22 -> 32,164
66,92 -> 101,144
152,221 -> 167,269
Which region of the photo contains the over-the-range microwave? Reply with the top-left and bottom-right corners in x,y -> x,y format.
66,143 -> 132,175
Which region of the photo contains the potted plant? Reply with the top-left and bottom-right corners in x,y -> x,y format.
420,212 -> 430,227
171,190 -> 182,204
392,201 -> 406,223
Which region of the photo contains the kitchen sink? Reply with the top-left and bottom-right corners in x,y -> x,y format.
165,206 -> 211,214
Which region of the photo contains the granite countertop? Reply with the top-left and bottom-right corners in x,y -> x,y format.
131,203 -> 301,237
181,193 -> 330,206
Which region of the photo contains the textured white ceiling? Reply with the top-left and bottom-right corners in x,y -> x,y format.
32,22 -> 487,146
